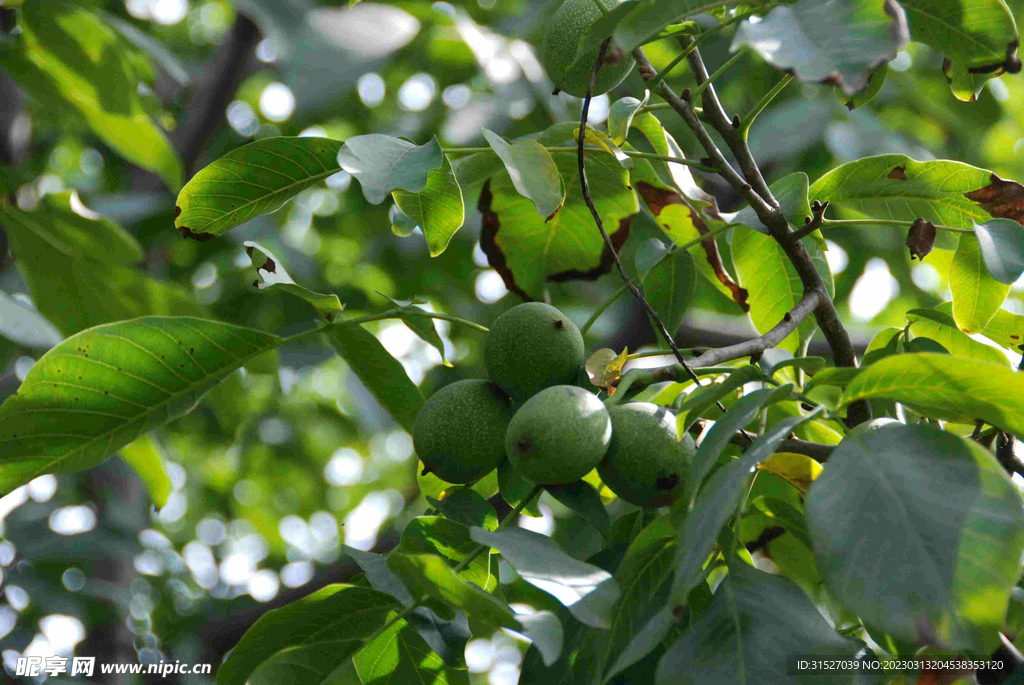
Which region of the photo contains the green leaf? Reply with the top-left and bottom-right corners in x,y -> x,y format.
326,324 -> 423,435
2,193 -> 204,337
353,615 -> 469,685
861,326 -> 904,366
338,134 -> 443,205
341,544 -> 472,667
3,1 -> 182,190
497,457 -> 543,517
639,242 -> 696,348
731,226 -> 831,352
479,145 -> 637,300
482,129 -> 564,218
0,317 -> 281,495
244,241 -> 344,322
397,517 -> 498,592
470,527 -> 621,628
974,218 -> 1024,285
951,233 -> 1012,333
387,553 -> 519,629
248,644 -> 356,685
657,563 -> 866,684
900,0 -> 1019,102
581,0 -> 730,59
545,480 -> 611,538
809,155 -> 1008,251
834,63 -> 888,110
906,302 -> 1009,366
807,424 -> 1024,652
118,435 -> 171,509
841,353 -> 1024,438
216,584 -> 400,685
981,307 -> 1024,350
392,153 -> 465,256
175,137 -> 344,240
427,487 -> 499,531
607,94 -> 648,146
731,172 -> 819,247
451,122 -> 577,191
0,291 -> 62,350
568,516 -> 679,684
675,365 -> 765,435
731,0 -> 908,95
394,306 -> 450,367
689,385 -> 796,502
673,412 -> 814,604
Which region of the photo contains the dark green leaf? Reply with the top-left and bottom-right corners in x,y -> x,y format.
732,0 -> 908,95
607,94 -> 648,145
657,563 -> 867,684
395,306 -> 450,366
545,480 -> 610,538
0,317 -> 281,494
217,584 -> 400,685
497,457 -> 543,517
397,517 -> 499,592
338,135 -> 443,205
835,64 -> 888,110
2,192 -> 202,336
353,614 -> 470,685
641,243 -> 696,349
326,324 -> 423,435
675,365 -> 765,435
807,424 -> 1024,652
900,0 -> 1019,102
673,412 -> 815,604
175,137 -> 344,240
427,487 -> 498,531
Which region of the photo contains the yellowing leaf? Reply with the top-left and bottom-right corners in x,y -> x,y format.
758,452 -> 823,493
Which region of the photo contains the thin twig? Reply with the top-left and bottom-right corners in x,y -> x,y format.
578,39 -> 720,410
787,199 -> 829,244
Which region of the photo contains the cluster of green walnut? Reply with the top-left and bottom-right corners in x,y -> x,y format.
413,303 -> 696,508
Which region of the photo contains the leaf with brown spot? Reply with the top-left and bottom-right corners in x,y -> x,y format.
888,165 -> 907,180
964,174 -> 1024,226
243,241 -> 344,323
477,145 -> 637,301
585,348 -> 627,393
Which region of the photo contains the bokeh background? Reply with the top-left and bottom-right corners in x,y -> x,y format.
0,0 -> 1022,682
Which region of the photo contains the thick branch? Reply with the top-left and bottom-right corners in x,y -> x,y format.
613,290 -> 820,394
632,45 -> 870,427
174,14 -> 261,175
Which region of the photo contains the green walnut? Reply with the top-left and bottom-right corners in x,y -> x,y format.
484,302 -> 585,402
413,379 -> 516,484
541,0 -> 635,98
598,402 -> 695,507
505,385 -> 611,484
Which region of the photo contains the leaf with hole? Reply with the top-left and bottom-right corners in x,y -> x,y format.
244,241 -> 344,322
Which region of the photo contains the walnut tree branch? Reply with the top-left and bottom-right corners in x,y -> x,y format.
788,199 -> 829,244
632,45 -> 871,427
611,289 -> 820,396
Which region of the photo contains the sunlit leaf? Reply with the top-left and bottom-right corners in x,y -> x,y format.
392,153 -> 465,256
118,435 -> 172,509
175,137 -> 344,240
0,317 -> 281,494
244,241 -> 344,322
951,233 -> 1011,333
482,128 -> 564,218
338,134 -> 443,205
